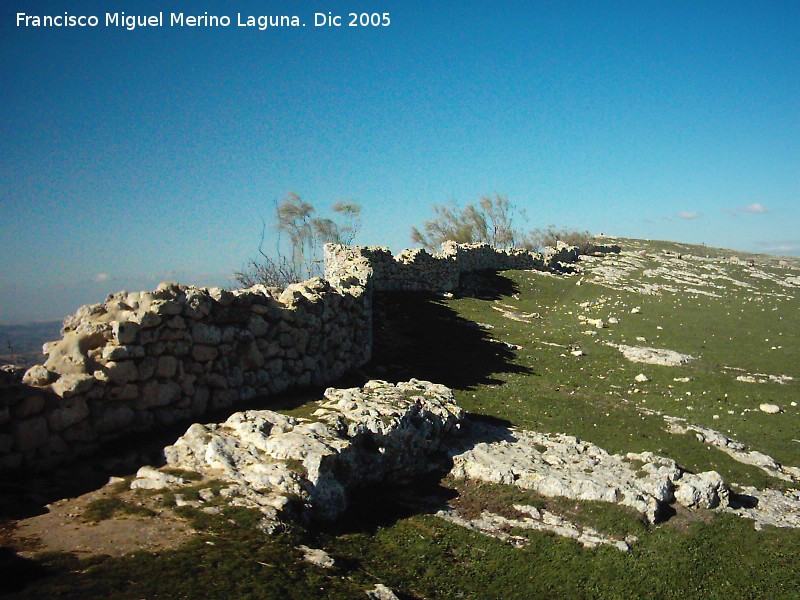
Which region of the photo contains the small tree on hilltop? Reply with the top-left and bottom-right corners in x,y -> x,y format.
411,194 -> 526,252
235,193 -> 361,288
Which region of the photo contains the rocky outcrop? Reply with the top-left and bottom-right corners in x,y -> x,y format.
445,420 -> 730,523
608,343 -> 695,366
134,380 -> 464,523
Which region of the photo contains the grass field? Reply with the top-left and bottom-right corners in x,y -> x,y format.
4,238 -> 799,598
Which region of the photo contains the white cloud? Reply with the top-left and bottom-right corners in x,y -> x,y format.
93,273 -> 110,282
677,211 -> 701,219
743,203 -> 767,214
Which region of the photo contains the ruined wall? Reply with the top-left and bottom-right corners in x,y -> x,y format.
0,240 -> 589,472
0,276 -> 372,471
322,240 -> 585,293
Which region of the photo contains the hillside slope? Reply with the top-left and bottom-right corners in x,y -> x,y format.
4,238 -> 799,599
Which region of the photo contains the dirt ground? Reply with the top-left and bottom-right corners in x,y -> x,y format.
3,481 -> 195,560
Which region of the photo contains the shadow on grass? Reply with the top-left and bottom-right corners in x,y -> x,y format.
455,269 -> 519,300
314,414 -> 519,539
367,287 -> 532,390
0,547 -> 48,595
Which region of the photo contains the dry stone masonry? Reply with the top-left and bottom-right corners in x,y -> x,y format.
1,240 -> 596,471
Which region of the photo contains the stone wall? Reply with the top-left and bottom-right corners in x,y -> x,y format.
0,239 -> 596,472
323,239 -> 587,293
0,276 -> 372,471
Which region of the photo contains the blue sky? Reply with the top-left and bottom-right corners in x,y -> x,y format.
2,1 -> 798,323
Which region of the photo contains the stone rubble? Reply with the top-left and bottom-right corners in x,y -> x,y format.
132,380 -> 464,523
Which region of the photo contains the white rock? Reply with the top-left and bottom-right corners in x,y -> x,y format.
367,584 -> 401,600
634,374 -> 649,383
130,465 -> 186,490
674,471 -> 729,509
759,404 -> 781,414
298,545 -> 335,569
610,344 -> 694,367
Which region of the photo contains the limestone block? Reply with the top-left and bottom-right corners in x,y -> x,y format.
157,355 -> 178,378
51,373 -> 95,398
13,416 -> 49,451
208,287 -> 234,306
180,374 -> 196,397
165,315 -> 186,330
61,419 -> 97,443
47,397 -> 89,431
191,323 -> 222,345
165,341 -> 191,357
105,360 -> 139,385
136,312 -> 162,329
192,345 -> 219,362
138,330 -> 159,345
112,321 -> 140,345
247,315 -> 270,337
102,344 -> 146,361
161,328 -> 189,341
138,356 -> 158,380
137,381 -> 181,409
237,340 -> 265,371
211,389 -> 236,410
22,365 -> 56,387
13,394 -> 46,419
106,383 -> 138,401
152,299 -> 184,316
674,471 -> 730,509
146,341 -> 166,356
184,291 -> 211,320
130,465 -> 186,490
92,404 -> 130,433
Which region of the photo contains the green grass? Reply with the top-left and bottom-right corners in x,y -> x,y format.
83,497 -> 156,522
7,237 -> 800,599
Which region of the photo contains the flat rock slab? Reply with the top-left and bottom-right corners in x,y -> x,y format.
608,343 -> 695,366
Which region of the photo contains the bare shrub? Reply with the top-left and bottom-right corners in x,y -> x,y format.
528,226 -> 594,253
235,193 -> 361,288
411,194 -> 527,251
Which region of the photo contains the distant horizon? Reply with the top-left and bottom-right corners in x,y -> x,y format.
1,233 -> 798,326
3,1 -> 798,323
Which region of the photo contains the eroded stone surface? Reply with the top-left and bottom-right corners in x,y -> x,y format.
607,343 -> 695,366
661,414 -> 800,483
134,380 -> 463,524
437,504 -> 634,552
446,420 -> 691,523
